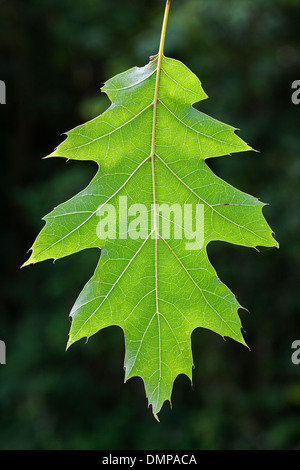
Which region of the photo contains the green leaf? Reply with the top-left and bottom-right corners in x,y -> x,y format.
23,3 -> 277,418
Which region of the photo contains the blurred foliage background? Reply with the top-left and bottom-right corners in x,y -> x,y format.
0,0 -> 300,450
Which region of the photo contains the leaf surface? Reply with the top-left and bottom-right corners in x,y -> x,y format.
23,55 -> 277,417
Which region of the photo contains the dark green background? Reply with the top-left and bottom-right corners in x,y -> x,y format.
1,0 -> 300,450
